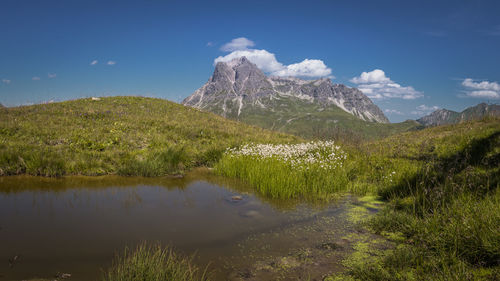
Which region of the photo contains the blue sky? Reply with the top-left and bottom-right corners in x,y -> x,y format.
1,0 -> 499,122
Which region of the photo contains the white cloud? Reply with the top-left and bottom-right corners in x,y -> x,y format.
220,37 -> 255,52
272,59 -> 332,78
48,73 -> 57,78
350,69 -> 423,100
411,104 -> 440,115
90,60 -> 98,65
2,79 -> 11,84
466,90 -> 500,99
215,38 -> 333,78
107,61 -> 116,65
461,78 -> 500,99
350,69 -> 390,84
462,78 -> 500,91
32,76 -> 41,81
384,109 -> 403,115
206,42 -> 214,47
416,104 -> 440,111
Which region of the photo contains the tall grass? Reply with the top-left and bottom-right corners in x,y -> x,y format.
215,141 -> 348,200
346,120 -> 500,280
102,243 -> 210,281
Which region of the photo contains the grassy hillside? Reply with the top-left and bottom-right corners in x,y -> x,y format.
342,118 -> 500,280
0,96 -> 298,176
229,96 -> 422,141
216,118 -> 500,280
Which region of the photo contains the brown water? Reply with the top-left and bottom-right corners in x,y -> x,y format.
0,169 -> 360,281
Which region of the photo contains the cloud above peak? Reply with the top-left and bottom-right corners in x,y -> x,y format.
215,37 -> 333,78
350,69 -> 422,100
411,104 -> 440,116
462,78 -> 500,91
220,37 -> 255,52
273,59 -> 332,78
350,69 -> 390,84
461,78 -> 500,99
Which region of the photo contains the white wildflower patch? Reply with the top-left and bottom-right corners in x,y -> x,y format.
382,171 -> 396,183
225,141 -> 347,170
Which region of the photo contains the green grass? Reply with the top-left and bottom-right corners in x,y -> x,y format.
215,142 -> 349,200
102,243 -> 210,281
0,96 -> 298,176
329,119 -> 500,280
216,118 -> 500,280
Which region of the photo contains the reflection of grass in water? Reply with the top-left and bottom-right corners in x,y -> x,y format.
0,168 -> 315,210
102,242 -> 211,281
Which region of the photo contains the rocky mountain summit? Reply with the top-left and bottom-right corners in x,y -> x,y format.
183,56 -> 389,123
416,109 -> 460,127
417,103 -> 500,126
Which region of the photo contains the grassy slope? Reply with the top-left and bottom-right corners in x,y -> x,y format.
234,96 -> 422,141
345,117 -> 500,280
0,96 -> 298,176
216,118 -> 500,280
320,118 -> 499,280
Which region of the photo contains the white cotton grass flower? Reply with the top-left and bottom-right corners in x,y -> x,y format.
225,141 -> 347,170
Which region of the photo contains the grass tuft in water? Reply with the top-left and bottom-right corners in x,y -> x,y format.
102,243 -> 211,281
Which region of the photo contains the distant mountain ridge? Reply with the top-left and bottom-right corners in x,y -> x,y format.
417,103 -> 500,126
183,56 -> 389,124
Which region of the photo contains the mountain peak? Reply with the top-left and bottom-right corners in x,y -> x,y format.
183,58 -> 389,123
225,56 -> 251,67
417,103 -> 500,126
216,56 -> 255,70
211,56 -> 266,84
417,109 -> 459,126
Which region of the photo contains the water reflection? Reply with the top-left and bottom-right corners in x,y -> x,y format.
0,168 -> 309,210
0,169 -> 342,281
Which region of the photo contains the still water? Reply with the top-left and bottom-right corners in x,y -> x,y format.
0,169 -> 357,281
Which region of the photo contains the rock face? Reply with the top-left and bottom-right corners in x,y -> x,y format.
417,103 -> 500,126
459,103 -> 500,121
183,56 -> 389,123
417,109 -> 459,126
